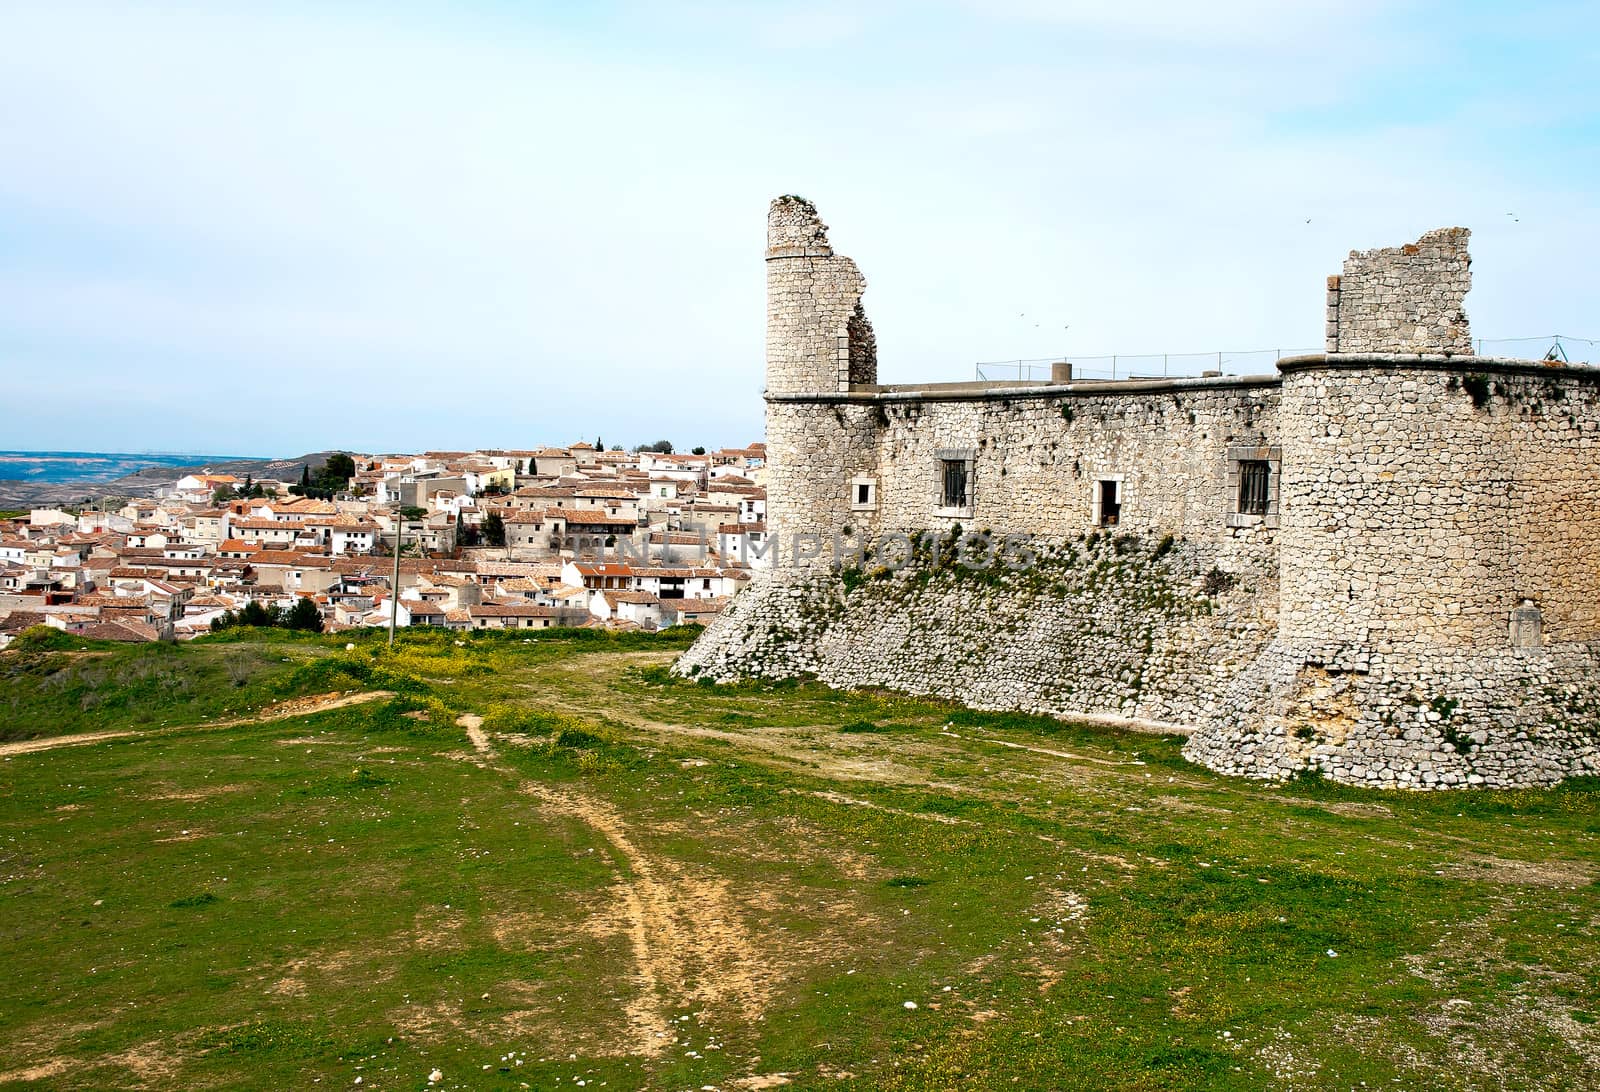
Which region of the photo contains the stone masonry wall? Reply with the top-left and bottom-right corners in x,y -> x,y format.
765,196 -> 876,396
763,398 -> 881,569
1278,359 -> 1600,652
1326,228 -> 1472,355
765,378 -> 1283,572
1184,357 -> 1600,787
677,533 -> 1280,732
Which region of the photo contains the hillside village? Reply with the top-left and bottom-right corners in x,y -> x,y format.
0,442 -> 767,644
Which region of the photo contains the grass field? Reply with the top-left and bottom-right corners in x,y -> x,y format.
1,627 -> 1597,1090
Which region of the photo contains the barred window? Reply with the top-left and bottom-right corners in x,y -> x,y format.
1238,460 -> 1270,516
941,459 -> 969,509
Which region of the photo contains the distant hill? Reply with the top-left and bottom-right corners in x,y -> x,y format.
0,451 -> 347,509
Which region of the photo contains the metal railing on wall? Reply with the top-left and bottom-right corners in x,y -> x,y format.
975,349 -> 1317,384
1473,335 -> 1596,363
977,335 -> 1598,383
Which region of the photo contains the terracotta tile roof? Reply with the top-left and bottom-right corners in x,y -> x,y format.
572,562 -> 635,577
78,620 -> 161,642
665,597 -> 730,616
549,509 -> 639,527
495,577 -> 542,592
249,551 -> 332,569
602,590 -> 659,606
0,611 -> 48,633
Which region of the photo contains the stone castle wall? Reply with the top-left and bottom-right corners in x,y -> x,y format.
768,378 -> 1281,569
765,196 -> 876,396
683,197 -> 1600,789
1326,228 -> 1472,355
1277,358 -> 1600,654
676,534 -> 1281,732
1182,357 -> 1600,788
763,398 -> 881,567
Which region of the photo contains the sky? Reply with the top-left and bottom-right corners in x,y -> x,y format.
1,1 -> 1597,456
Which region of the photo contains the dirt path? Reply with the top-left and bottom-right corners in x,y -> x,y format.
525,655 -> 1138,800
939,728 -> 1149,767
459,714 -> 777,1058
0,691 -> 392,758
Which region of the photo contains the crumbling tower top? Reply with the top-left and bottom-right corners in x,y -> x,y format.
767,195 -> 832,258
764,196 -> 876,394
1325,227 -> 1473,355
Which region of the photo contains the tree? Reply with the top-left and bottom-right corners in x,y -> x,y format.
285,596 -> 324,633
691,446 -> 706,455
237,600 -> 282,628
482,511 -> 506,548
322,453 -> 356,486
634,440 -> 674,454
300,465 -> 312,488
399,505 -> 428,521
211,485 -> 238,504
595,435 -> 603,451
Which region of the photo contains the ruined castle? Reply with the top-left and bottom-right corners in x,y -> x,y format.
678,196 -> 1600,789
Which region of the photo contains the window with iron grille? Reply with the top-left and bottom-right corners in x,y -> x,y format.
1238,460 -> 1270,516
941,459 -> 968,509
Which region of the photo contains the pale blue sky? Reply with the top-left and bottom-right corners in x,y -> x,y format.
2,1 -> 1596,455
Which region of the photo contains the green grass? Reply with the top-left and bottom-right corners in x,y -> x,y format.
0,629 -> 1596,1089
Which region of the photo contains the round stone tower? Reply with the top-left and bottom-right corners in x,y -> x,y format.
1187,227 -> 1600,787
1185,353 -> 1600,787
763,197 -> 883,570
765,196 -> 876,396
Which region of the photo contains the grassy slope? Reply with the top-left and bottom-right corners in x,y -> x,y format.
0,628 -> 1595,1090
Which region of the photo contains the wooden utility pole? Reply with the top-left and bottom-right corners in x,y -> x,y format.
388,505 -> 403,647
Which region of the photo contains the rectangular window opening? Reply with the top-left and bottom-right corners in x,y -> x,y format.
941,459 -> 968,509
1098,480 -> 1121,527
1238,460 -> 1270,516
